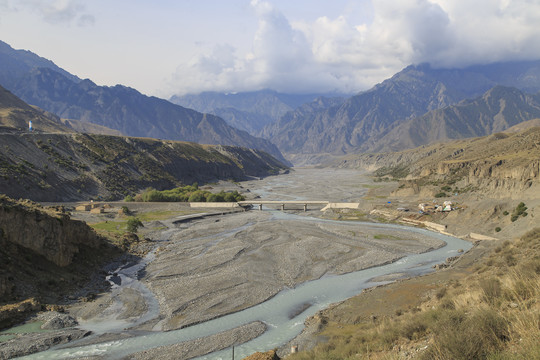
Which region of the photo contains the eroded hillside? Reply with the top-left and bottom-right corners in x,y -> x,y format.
0,132 -> 287,202
336,127 -> 540,199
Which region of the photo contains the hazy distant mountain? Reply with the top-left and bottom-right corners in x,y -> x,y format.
0,40 -> 288,165
362,86 -> 540,152
170,89 -> 346,135
263,62 -> 540,160
0,40 -> 79,90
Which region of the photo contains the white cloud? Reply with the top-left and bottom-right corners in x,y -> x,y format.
16,0 -> 95,26
171,0 -> 540,96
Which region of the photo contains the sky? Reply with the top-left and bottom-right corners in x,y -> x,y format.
1,0 -> 540,98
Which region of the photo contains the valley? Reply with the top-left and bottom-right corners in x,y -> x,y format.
0,169 -> 462,359
1,165 -> 538,359
0,36 -> 539,360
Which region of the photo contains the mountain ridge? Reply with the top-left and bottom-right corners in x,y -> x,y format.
360,86 -> 540,152
263,61 -> 540,163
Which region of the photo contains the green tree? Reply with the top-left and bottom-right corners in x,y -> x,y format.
126,217 -> 143,233
188,190 -> 207,202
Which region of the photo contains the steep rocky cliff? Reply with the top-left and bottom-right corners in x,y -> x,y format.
0,196 -> 116,328
0,196 -> 104,267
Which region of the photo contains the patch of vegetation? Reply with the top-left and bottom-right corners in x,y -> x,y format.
511,202 -> 528,222
90,221 -> 126,234
131,184 -> 245,203
135,210 -> 196,222
374,164 -> 410,180
435,192 -> 447,198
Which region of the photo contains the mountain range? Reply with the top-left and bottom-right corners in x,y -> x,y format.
262,62 -> 540,162
0,40 -> 289,165
3,39 -> 540,166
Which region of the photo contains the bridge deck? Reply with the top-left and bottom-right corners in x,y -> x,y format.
237,200 -> 329,205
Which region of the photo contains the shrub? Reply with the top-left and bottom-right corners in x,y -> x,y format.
435,192 -> 447,198
400,317 -> 429,340
422,309 -> 508,360
435,287 -> 447,299
505,254 -> 517,267
126,217 -> 143,233
495,227 -> 501,232
439,298 -> 455,310
511,202 -> 528,222
188,190 -> 207,202
479,278 -> 502,304
124,195 -> 134,202
206,193 -> 220,202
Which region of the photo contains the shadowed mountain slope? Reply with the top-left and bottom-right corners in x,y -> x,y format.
362,86 -> 540,152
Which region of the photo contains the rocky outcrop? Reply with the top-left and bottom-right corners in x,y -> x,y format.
0,196 -> 105,267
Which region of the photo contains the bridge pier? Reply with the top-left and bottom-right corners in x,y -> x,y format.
304,204 -> 307,212
281,204 -> 285,211
258,204 -> 263,211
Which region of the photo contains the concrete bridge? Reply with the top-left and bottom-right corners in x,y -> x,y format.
191,201 -> 360,212
237,200 -> 330,211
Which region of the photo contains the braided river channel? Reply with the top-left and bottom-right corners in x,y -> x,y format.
18,169 -> 473,360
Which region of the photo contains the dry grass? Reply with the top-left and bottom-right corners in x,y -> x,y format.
289,228 -> 540,360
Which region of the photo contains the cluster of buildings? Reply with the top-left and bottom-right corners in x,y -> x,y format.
75,201 -> 111,214
418,201 -> 454,213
